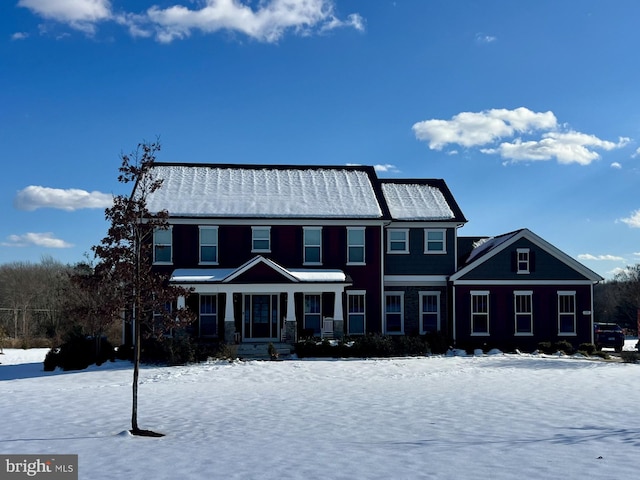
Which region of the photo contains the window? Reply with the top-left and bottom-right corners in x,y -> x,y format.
424,229 -> 446,254
304,294 -> 322,335
152,301 -> 172,336
387,229 -> 409,254
384,292 -> 404,334
200,295 -> 218,337
347,227 -> 365,264
347,291 -> 366,335
303,227 -> 322,264
252,227 -> 271,252
517,248 -> 530,274
514,291 -> 533,335
558,291 -> 576,335
199,226 -> 218,264
419,292 -> 441,333
471,291 -> 489,335
153,228 -> 172,264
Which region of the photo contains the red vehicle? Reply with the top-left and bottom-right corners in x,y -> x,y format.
594,323 -> 625,353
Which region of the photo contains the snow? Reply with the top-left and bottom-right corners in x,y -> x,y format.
144,165 -> 384,218
1,341 -> 638,479
381,182 -> 455,220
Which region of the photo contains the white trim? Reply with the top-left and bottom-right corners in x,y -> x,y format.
450,228 -> 603,282
251,226 -> 271,253
452,279 -> 595,286
153,226 -> 173,265
517,248 -> 530,274
513,290 -> 533,336
164,218 -> 386,226
384,275 -> 447,286
387,229 -> 409,254
384,291 -> 404,334
470,290 -> 490,336
199,226 -> 219,265
347,226 -> 366,265
557,291 -> 577,336
424,228 -> 447,254
199,294 -> 218,338
346,290 -> 367,336
303,226 -> 323,265
419,291 -> 441,334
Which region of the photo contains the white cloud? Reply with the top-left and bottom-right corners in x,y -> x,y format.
1,232 -> 74,248
484,132 -> 630,166
475,33 -> 496,44
620,209 -> 640,228
19,0 -> 112,34
374,164 -> 399,173
11,32 -> 29,40
611,162 -> 622,169
14,186 -> 113,211
577,254 -> 624,261
412,107 -> 557,150
20,0 -> 363,42
413,107 -> 631,166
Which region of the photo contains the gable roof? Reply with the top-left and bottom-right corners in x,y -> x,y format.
169,256 -> 350,284
143,163 -> 386,219
139,163 -> 466,223
379,179 -> 467,223
451,228 -> 603,282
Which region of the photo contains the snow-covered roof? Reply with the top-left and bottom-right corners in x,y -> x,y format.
170,256 -> 348,284
379,180 -> 466,222
143,164 -> 384,219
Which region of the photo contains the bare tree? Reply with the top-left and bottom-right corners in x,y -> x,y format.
92,140 -> 194,437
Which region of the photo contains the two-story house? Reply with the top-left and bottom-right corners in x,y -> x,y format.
137,162 -> 602,352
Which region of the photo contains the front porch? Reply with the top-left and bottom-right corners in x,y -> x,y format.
171,256 -> 352,345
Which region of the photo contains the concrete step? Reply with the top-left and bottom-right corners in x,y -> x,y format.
236,342 -> 293,360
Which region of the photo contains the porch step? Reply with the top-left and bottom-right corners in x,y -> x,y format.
236,342 -> 293,361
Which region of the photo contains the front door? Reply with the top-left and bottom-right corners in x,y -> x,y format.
243,294 -> 279,341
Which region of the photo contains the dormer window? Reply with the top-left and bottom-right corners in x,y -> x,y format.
517,248 -> 530,274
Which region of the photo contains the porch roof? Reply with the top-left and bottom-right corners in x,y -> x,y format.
170,256 -> 349,284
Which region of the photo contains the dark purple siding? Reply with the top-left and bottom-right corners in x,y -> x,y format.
454,284 -> 593,352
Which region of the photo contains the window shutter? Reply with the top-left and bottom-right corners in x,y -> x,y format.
530,251 -> 536,272
511,251 -> 517,272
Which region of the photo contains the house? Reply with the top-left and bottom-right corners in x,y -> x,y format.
451,229 -> 603,351
138,162 -> 602,352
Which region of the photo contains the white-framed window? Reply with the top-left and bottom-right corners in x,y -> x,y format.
199,226 -> 218,264
153,227 -> 173,264
303,227 -> 322,264
558,291 -> 576,335
384,292 -> 404,334
419,291 -> 441,333
200,295 -> 218,337
471,291 -> 490,336
347,227 -> 365,264
387,229 -> 409,254
514,291 -> 533,335
347,291 -> 366,335
517,248 -> 530,274
252,226 -> 271,252
424,229 -> 446,254
304,294 -> 322,336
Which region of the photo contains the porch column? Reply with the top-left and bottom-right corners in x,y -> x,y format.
224,290 -> 237,344
332,288 -> 345,340
284,289 -> 297,344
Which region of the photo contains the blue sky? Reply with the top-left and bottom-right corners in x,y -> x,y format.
1,0 -> 639,279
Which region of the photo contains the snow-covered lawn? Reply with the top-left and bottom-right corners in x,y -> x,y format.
1,342 -> 639,479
